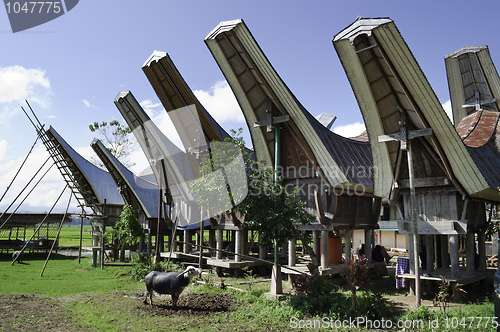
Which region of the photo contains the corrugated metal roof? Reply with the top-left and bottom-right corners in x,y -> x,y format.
299,102 -> 373,186
205,19 -> 374,192
91,139 -> 160,219
333,17 -> 490,199
46,126 -> 124,207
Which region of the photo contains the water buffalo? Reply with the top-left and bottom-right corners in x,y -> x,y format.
143,266 -> 202,307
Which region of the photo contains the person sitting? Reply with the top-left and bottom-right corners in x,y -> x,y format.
372,245 -> 389,276
372,245 -> 385,263
357,244 -> 365,260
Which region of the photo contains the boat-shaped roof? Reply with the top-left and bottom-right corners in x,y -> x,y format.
206,19 -> 373,192
45,126 -> 124,209
333,17 -> 490,200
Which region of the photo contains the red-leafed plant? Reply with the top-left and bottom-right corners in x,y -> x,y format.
344,257 -> 371,311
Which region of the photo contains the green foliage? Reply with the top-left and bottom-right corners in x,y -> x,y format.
238,161 -> 315,247
355,291 -> 393,320
112,205 -> 143,249
189,128 -> 314,248
129,254 -> 181,282
189,129 -> 250,216
402,305 -> 443,331
88,120 -> 135,168
288,263 -> 337,316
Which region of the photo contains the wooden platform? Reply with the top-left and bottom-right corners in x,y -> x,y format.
206,258 -> 269,269
159,251 -> 202,261
282,263 -> 376,276
396,268 -> 495,285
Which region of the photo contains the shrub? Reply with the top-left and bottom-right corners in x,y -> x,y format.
344,257 -> 370,312
288,263 -> 337,316
129,255 -> 180,281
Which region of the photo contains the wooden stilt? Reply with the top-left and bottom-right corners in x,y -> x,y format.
345,229 -> 352,260
466,230 -> 475,272
364,229 -> 372,262
288,239 -> 296,267
425,235 -> 434,272
450,234 -> 460,278
321,230 -> 328,269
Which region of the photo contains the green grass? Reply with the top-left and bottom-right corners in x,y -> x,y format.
0,228 -> 496,331
56,225 -> 94,247
0,253 -> 141,296
0,225 -> 94,248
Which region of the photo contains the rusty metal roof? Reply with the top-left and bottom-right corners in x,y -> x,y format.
456,110 -> 500,194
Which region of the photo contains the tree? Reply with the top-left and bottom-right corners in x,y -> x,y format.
189,128 -> 316,260
89,120 -> 136,168
113,204 -> 144,249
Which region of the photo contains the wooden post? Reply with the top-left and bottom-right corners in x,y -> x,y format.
450,234 -> 460,278
259,245 -> 267,260
364,229 -> 372,263
425,235 -> 435,272
154,189 -> 162,264
378,111 -> 432,307
441,235 -> 449,268
407,140 -> 421,306
313,230 -> 320,264
100,201 -> 106,269
184,230 -> 191,253
466,230 -> 475,272
254,100 -> 289,295
288,239 -> 296,267
345,230 -> 352,260
478,231 -> 487,271
78,207 -> 84,264
199,217 -> 204,268
235,229 -> 242,263
216,229 -> 223,259
321,230 -> 328,269
209,229 -> 215,257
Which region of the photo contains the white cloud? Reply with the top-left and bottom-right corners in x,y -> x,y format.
193,81 -> 244,124
332,122 -> 366,138
0,145 -> 74,213
82,99 -> 98,109
0,140 -> 7,161
0,66 -> 52,121
140,99 -> 162,118
442,100 -> 453,123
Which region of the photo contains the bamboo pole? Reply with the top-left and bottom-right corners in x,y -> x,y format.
41,190 -> 72,276
12,184 -> 68,264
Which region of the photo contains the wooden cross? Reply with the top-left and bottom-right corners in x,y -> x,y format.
462,91 -> 496,111
378,109 -> 432,307
253,100 -> 289,133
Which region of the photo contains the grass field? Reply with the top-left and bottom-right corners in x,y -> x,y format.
56,225 -> 94,248
0,228 -> 496,331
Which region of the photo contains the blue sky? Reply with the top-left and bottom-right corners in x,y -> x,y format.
1,0 -> 499,213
